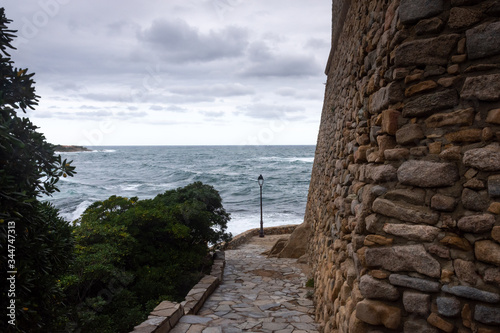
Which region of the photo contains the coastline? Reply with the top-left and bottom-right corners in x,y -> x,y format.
54,145 -> 92,152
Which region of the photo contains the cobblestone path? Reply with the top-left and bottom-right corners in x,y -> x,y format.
171,236 -> 319,333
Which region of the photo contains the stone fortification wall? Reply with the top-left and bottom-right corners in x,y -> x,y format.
306,0 -> 500,332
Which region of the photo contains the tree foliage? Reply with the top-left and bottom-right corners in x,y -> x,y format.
63,182 -> 231,333
0,8 -> 76,332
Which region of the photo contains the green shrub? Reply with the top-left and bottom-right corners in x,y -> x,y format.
0,8 -> 75,332
63,182 -> 232,332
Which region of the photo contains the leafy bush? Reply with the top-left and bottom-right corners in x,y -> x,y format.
63,182 -> 232,332
0,8 -> 76,332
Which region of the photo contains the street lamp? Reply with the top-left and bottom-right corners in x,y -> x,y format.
258,174 -> 264,237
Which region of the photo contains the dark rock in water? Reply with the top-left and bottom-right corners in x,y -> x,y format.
54,145 -> 92,152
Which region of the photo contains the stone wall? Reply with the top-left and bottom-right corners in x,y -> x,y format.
306,0 -> 500,332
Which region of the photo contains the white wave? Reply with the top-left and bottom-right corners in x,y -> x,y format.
257,156 -> 314,163
121,184 -> 141,191
286,157 -> 314,163
60,200 -> 93,222
227,212 -> 303,236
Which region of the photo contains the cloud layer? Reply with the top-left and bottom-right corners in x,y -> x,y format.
3,0 -> 330,145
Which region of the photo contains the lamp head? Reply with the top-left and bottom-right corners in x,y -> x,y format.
258,174 -> 264,186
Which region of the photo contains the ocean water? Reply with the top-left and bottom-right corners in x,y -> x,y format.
44,146 -> 315,236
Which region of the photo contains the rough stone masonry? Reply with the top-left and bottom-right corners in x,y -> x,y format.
305,0 -> 500,332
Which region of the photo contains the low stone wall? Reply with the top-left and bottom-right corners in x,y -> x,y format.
130,252 -> 225,333
307,0 -> 500,332
224,224 -> 298,250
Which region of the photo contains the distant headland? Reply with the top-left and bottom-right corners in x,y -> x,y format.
54,145 -> 92,152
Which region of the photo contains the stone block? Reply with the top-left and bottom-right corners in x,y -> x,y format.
475,240 -> 500,266
355,299 -> 401,330
436,297 -> 461,317
454,259 -> 479,285
403,291 -> 431,315
384,148 -> 409,161
463,178 -> 485,190
396,124 -> 424,145
386,188 -> 426,205
354,145 -> 369,163
349,310 -> 369,333
397,160 -> 459,188
395,34 -> 460,67
486,109 -> 500,125
365,245 -> 441,278
359,274 -> 399,301
427,244 -> 451,259
383,223 -> 440,242
427,313 -> 454,333
151,301 -> 182,318
428,141 -> 442,154
415,17 -> 444,36
442,284 -> 500,303
380,109 -> 400,135
373,198 -> 439,225
403,89 -> 458,118
457,214 -> 495,233
448,7 -> 482,29
369,82 -> 403,114
492,226 -> 500,242
388,274 -> 440,292
463,147 -> 500,171
363,164 -> 398,183
461,74 -> 500,101
489,202 -> 500,214
484,267 -> 500,284
445,128 -> 482,143
431,194 -> 457,212
425,108 -> 474,128
474,305 -> 500,325
405,80 -> 437,97
439,146 -> 461,160
440,234 -> 472,251
364,234 -> 393,246
365,214 -> 382,233
466,21 -> 500,60
377,135 -> 396,157
399,0 -> 444,25
461,189 -> 489,211
488,175 -> 500,197
451,54 -> 467,63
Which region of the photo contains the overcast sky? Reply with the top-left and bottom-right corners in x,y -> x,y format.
3,1 -> 331,146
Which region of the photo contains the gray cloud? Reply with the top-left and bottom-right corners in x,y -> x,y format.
201,111 -> 225,118
32,109 -> 113,120
170,83 -> 254,97
79,105 -> 100,110
149,105 -> 164,111
305,38 -> 330,49
165,105 -> 187,112
138,18 -> 249,62
238,103 -> 305,120
239,53 -> 322,77
2,0 -> 330,145
275,87 -> 296,96
116,110 -> 148,119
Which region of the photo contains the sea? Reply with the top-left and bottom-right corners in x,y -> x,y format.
44,146 -> 315,237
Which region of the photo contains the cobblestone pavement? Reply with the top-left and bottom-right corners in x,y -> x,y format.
171,236 -> 319,333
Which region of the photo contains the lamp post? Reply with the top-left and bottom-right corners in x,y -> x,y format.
258,174 -> 264,237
